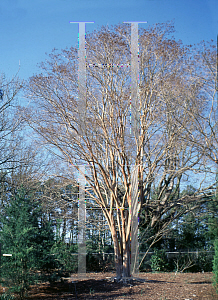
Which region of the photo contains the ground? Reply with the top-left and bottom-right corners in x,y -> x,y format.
1,272 -> 218,299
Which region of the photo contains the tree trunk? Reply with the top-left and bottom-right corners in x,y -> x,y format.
111,220 -> 131,278
122,239 -> 130,277
62,217 -> 66,240
111,221 -> 123,279
114,243 -> 123,279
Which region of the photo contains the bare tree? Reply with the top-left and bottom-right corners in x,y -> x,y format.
171,40 -> 217,165
23,22 -> 216,278
0,73 -> 23,175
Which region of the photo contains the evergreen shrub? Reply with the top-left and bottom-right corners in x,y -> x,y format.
213,239 -> 218,294
150,249 -> 169,272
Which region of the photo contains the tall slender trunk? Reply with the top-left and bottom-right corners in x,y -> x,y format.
62,217 -> 66,240
111,220 -> 123,278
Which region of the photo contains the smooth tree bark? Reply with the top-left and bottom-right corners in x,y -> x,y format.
23,22 -> 216,278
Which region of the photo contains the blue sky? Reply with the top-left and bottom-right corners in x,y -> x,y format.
0,0 -> 217,81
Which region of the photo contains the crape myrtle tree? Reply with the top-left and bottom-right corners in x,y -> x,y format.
23,22 -> 215,278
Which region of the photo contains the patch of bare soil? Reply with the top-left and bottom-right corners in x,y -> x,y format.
14,272 -> 218,299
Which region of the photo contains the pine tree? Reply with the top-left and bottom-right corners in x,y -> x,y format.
0,187 -> 56,299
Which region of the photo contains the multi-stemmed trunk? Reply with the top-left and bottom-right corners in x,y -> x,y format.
113,236 -> 131,279
110,213 -> 131,279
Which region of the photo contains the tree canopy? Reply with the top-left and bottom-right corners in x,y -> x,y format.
22,21 -> 217,278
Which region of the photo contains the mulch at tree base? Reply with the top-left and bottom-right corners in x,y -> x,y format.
1,272 -> 218,300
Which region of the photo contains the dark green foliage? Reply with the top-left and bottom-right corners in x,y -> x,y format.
139,184 -> 217,273
213,239 -> 218,294
51,241 -> 77,274
0,294 -> 15,300
85,232 -> 114,272
196,251 -> 214,272
0,187 -> 57,299
175,213 -> 208,251
207,199 -> 218,247
150,249 -> 169,272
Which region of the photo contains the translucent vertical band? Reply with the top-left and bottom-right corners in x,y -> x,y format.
78,22 -> 86,131
130,165 -> 139,275
131,23 -> 139,137
123,22 -> 147,136
70,22 -> 94,134
70,22 -> 94,277
78,165 -> 86,277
